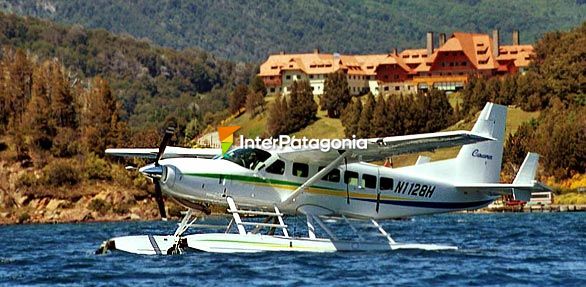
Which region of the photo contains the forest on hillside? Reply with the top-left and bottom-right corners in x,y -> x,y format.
0,12 -> 256,144
1,0 -> 585,61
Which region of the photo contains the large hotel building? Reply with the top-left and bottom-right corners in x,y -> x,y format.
259,30 -> 532,96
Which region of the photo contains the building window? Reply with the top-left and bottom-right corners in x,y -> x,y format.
384,86 -> 389,91
270,88 -> 275,93
395,86 -> 400,91
286,75 -> 291,80
309,75 -> 314,79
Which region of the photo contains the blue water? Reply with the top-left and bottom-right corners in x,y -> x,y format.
1,213 -> 585,286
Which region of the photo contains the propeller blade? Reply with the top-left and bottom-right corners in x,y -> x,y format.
155,126 -> 175,166
154,179 -> 167,220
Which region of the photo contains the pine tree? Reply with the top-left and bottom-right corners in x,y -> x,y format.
426,89 -> 454,132
249,76 -> 267,97
267,93 -> 288,136
371,95 -> 388,137
80,77 -> 125,155
245,91 -> 265,118
26,62 -> 55,152
386,95 -> 403,136
48,61 -> 77,129
228,84 -> 249,114
357,93 -> 375,138
320,71 -> 352,118
287,80 -> 317,132
341,98 -> 362,137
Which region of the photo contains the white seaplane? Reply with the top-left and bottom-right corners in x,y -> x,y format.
97,102 -> 549,254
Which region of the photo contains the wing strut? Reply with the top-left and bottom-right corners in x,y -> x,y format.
281,151 -> 348,206
344,157 -> 350,204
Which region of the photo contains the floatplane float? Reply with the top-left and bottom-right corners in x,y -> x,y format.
96,103 -> 549,254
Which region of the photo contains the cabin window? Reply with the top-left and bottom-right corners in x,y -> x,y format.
266,160 -> 285,175
344,171 -> 359,186
223,148 -> 272,170
362,174 -> 377,189
318,167 -> 341,182
292,162 -> 309,177
380,177 -> 394,190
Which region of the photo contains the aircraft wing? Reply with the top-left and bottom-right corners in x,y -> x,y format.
105,146 -> 221,159
277,130 -> 494,164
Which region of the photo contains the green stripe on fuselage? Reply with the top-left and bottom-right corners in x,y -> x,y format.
184,173 -> 337,191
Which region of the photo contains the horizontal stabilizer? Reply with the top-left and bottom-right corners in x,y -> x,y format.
456,152 -> 550,198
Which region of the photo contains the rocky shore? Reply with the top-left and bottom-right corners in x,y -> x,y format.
0,159 -> 171,225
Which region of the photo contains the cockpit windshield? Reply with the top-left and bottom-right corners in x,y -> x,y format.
222,148 -> 272,170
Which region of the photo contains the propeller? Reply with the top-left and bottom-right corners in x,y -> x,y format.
152,126 -> 175,221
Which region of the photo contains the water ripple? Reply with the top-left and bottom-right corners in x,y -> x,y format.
0,213 -> 584,286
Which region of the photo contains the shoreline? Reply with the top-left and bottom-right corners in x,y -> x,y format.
2,205 -> 584,226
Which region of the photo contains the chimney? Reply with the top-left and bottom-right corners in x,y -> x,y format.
512,30 -> 519,45
439,33 -> 446,47
426,31 -> 434,56
492,29 -> 500,57
313,48 -> 320,54
391,47 -> 398,55
279,51 -> 285,55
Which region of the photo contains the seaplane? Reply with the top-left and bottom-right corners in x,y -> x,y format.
96,102 -> 549,255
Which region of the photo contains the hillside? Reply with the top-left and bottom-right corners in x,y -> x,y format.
228,93 -> 539,145
0,12 -> 255,137
2,0 -> 585,61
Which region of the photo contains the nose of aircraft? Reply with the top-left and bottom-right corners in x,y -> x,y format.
160,164 -> 176,187
139,163 -> 163,178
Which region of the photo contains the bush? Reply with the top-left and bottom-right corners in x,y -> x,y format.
112,202 -> 132,215
18,212 -> 30,224
84,153 -> 111,180
51,127 -> 80,157
16,172 -> 38,188
88,198 -> 111,214
42,159 -> 81,186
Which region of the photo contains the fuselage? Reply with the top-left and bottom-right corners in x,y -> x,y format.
153,147 -> 495,219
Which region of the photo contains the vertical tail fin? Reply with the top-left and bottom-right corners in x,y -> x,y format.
513,153 -> 539,184
512,153 -> 540,201
455,103 -> 507,183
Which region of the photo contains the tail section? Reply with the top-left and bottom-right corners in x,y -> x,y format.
513,153 -> 539,185
454,103 -> 507,183
399,102 -> 509,185
455,152 -> 550,199
512,152 -> 541,201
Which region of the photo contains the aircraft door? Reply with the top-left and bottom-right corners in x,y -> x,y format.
361,172 -> 378,210
343,170 -> 360,195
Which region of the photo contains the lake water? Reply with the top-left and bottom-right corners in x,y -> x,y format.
1,213 -> 584,286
